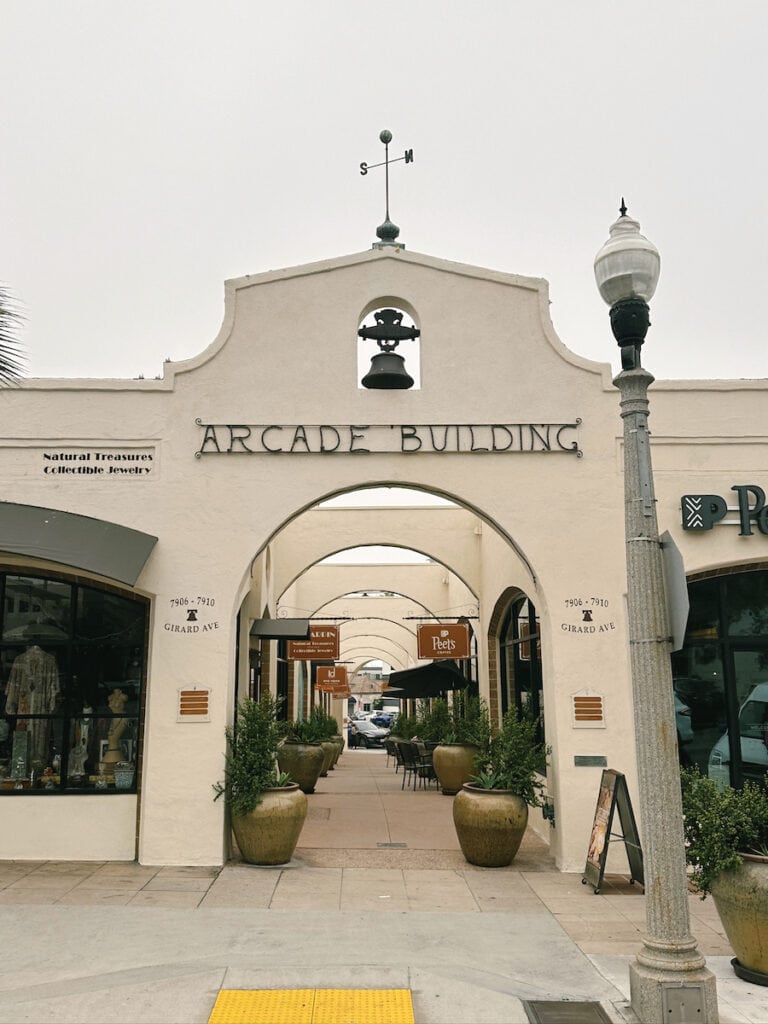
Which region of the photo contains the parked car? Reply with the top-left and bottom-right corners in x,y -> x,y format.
370,711 -> 396,728
675,694 -> 694,746
349,718 -> 389,748
708,681 -> 768,787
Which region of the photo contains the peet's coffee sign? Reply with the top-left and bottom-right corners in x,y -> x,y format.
195,421 -> 582,457
682,484 -> 768,536
417,623 -> 471,660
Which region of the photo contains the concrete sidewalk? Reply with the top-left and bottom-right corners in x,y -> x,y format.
0,751 -> 764,1023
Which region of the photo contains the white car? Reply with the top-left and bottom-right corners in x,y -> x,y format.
708,681 -> 768,787
675,694 -> 694,746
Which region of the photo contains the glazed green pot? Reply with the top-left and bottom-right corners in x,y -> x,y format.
711,853 -> 768,980
276,741 -> 325,794
432,743 -> 479,795
231,783 -> 308,865
452,783 -> 528,867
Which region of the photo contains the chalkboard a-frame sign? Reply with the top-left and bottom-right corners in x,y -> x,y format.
582,769 -> 644,894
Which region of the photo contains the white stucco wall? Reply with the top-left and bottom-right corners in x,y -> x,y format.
1,246 -> 765,870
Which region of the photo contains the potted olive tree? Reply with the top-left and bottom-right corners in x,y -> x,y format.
214,692 -> 307,865
680,767 -> 768,983
431,695 -> 491,796
453,707 -> 549,867
309,705 -> 341,774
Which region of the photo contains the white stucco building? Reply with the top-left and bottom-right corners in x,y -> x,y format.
1,239 -> 766,871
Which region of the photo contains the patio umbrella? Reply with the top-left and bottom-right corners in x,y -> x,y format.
384,660 -> 469,700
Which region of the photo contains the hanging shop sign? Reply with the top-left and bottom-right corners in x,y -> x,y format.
682,484 -> 768,535
287,625 -> 340,661
316,665 -> 348,689
195,421 -> 582,457
417,623 -> 470,660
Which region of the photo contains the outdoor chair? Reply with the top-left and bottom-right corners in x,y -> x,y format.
385,739 -> 403,772
413,740 -> 438,788
396,741 -> 421,790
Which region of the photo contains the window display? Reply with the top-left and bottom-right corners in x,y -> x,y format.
672,568 -> 768,788
0,572 -> 147,793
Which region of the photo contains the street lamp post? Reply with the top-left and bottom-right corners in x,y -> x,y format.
594,206 -> 719,1024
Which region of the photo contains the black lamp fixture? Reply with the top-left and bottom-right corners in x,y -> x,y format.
359,308 -> 419,389
594,199 -> 661,370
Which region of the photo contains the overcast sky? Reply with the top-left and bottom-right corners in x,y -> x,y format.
1,2 -> 766,381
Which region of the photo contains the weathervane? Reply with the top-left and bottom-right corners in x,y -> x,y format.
360,129 -> 413,248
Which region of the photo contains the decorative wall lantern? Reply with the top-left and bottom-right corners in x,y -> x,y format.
359,308 -> 419,389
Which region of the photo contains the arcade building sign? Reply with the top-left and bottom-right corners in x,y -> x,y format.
195,420 -> 582,457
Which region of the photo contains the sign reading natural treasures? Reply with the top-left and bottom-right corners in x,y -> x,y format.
195,421 -> 582,456
417,623 -> 471,661
287,625 -> 340,662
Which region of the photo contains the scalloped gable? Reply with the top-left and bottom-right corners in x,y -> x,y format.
166,246 -> 610,385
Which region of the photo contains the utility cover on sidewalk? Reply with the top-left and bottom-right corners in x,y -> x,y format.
208,988 -> 415,1023
523,1001 -> 613,1024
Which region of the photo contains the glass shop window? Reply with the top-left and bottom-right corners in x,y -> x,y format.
499,596 -> 546,754
673,568 -> 768,788
0,573 -> 147,794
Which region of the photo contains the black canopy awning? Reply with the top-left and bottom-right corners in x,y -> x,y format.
250,618 -> 310,640
0,501 -> 157,586
385,660 -> 469,700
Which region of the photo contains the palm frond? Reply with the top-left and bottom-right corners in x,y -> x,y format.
0,286 -> 27,385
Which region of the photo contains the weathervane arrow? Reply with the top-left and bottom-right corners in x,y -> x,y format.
360,129 -> 413,248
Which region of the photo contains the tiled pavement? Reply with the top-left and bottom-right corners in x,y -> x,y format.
0,752 -> 733,957
0,750 -> 764,1023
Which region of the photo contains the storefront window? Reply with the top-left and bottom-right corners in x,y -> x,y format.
673,569 -> 768,788
499,595 -> 545,751
0,572 -> 147,794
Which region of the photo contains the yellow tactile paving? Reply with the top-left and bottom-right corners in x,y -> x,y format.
208,988 -> 314,1023
208,989 -> 414,1024
314,988 -> 414,1023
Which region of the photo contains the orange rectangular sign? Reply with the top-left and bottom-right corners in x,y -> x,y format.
417,622 -> 471,660
287,625 -> 340,661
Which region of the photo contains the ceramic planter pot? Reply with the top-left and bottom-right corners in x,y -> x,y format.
453,783 -> 528,867
319,740 -> 337,776
231,783 -> 308,865
276,741 -> 325,794
711,853 -> 768,983
432,743 -> 479,795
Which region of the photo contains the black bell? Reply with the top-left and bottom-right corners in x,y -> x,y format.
361,351 -> 414,389
358,308 -> 419,390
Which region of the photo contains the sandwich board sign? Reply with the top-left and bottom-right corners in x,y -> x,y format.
582,769 -> 644,894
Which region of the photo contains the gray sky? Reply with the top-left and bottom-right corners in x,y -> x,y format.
1,1 -> 766,381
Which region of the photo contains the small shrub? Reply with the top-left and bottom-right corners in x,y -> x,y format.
213,692 -> 288,817
680,767 -> 768,896
471,707 -> 549,805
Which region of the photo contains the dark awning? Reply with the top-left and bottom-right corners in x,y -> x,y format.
250,618 -> 311,640
0,501 -> 157,586
385,660 -> 469,700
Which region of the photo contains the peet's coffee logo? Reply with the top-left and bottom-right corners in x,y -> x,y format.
682,485 -> 768,535
195,421 -> 582,457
